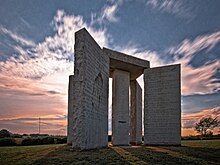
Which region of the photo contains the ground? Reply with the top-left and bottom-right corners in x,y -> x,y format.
0,140 -> 219,165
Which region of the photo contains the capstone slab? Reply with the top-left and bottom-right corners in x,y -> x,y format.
103,48 -> 150,80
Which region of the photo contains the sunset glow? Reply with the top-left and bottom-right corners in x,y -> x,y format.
0,1 -> 219,136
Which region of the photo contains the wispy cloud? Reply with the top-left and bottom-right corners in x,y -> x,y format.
117,45 -> 165,67
0,115 -> 66,122
169,31 -> 220,95
116,30 -> 220,97
19,17 -> 32,29
91,1 -> 121,25
0,10 -> 110,135
0,26 -> 36,47
170,31 -> 220,59
0,115 -> 67,135
146,0 -> 194,19
0,9 -> 109,84
101,4 -> 119,22
53,10 -> 109,47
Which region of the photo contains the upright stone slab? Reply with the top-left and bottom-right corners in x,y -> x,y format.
112,69 -> 130,145
144,65 -> 181,145
68,28 -> 109,149
67,75 -> 74,145
130,80 -> 142,145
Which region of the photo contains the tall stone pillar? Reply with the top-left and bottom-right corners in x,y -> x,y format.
112,69 -> 130,145
67,75 -> 74,145
130,80 -> 142,145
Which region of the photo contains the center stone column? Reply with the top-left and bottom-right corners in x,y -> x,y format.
112,69 -> 130,146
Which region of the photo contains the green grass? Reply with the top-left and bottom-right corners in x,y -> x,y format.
0,140 -> 219,165
0,144 -> 63,165
182,139 -> 220,148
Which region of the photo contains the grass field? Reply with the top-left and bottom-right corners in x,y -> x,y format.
0,140 -> 219,165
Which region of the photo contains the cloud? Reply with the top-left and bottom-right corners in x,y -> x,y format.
102,4 -> 118,22
53,10 -> 109,48
182,106 -> 220,129
0,26 -> 36,47
46,90 -> 61,95
0,115 -> 67,135
146,0 -> 194,19
181,61 -> 220,95
117,45 -> 165,67
182,92 -> 220,114
0,10 -> 111,117
0,9 -> 109,88
91,1 -> 121,25
0,10 -> 111,135
19,17 -> 32,29
170,31 -> 220,60
169,31 -> 220,95
0,115 -> 66,122
0,9 -> 110,81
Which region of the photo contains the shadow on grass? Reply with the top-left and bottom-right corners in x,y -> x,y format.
30,144 -> 220,165
122,145 -> 219,165
31,145 -> 129,165
161,146 -> 220,163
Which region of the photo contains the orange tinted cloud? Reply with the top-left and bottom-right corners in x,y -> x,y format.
169,31 -> 220,95
0,115 -> 67,135
0,10 -> 111,135
182,106 -> 220,136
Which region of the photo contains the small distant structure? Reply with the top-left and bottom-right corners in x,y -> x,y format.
39,117 -> 41,134
68,28 -> 181,150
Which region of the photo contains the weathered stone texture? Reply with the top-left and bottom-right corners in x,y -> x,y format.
67,75 -> 74,145
69,28 -> 109,149
112,69 -> 130,145
103,48 -> 149,80
130,80 -> 142,144
144,65 -> 181,145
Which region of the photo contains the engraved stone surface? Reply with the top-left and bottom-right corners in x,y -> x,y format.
68,28 -> 109,149
144,65 -> 181,145
112,69 -> 130,146
130,80 -> 142,145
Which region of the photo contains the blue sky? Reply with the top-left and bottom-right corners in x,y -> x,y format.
0,0 -> 219,135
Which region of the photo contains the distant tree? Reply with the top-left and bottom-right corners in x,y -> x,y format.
11,133 -> 22,138
0,129 -> 12,138
194,117 -> 219,136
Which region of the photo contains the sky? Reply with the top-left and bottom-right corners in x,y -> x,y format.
0,0 -> 219,136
